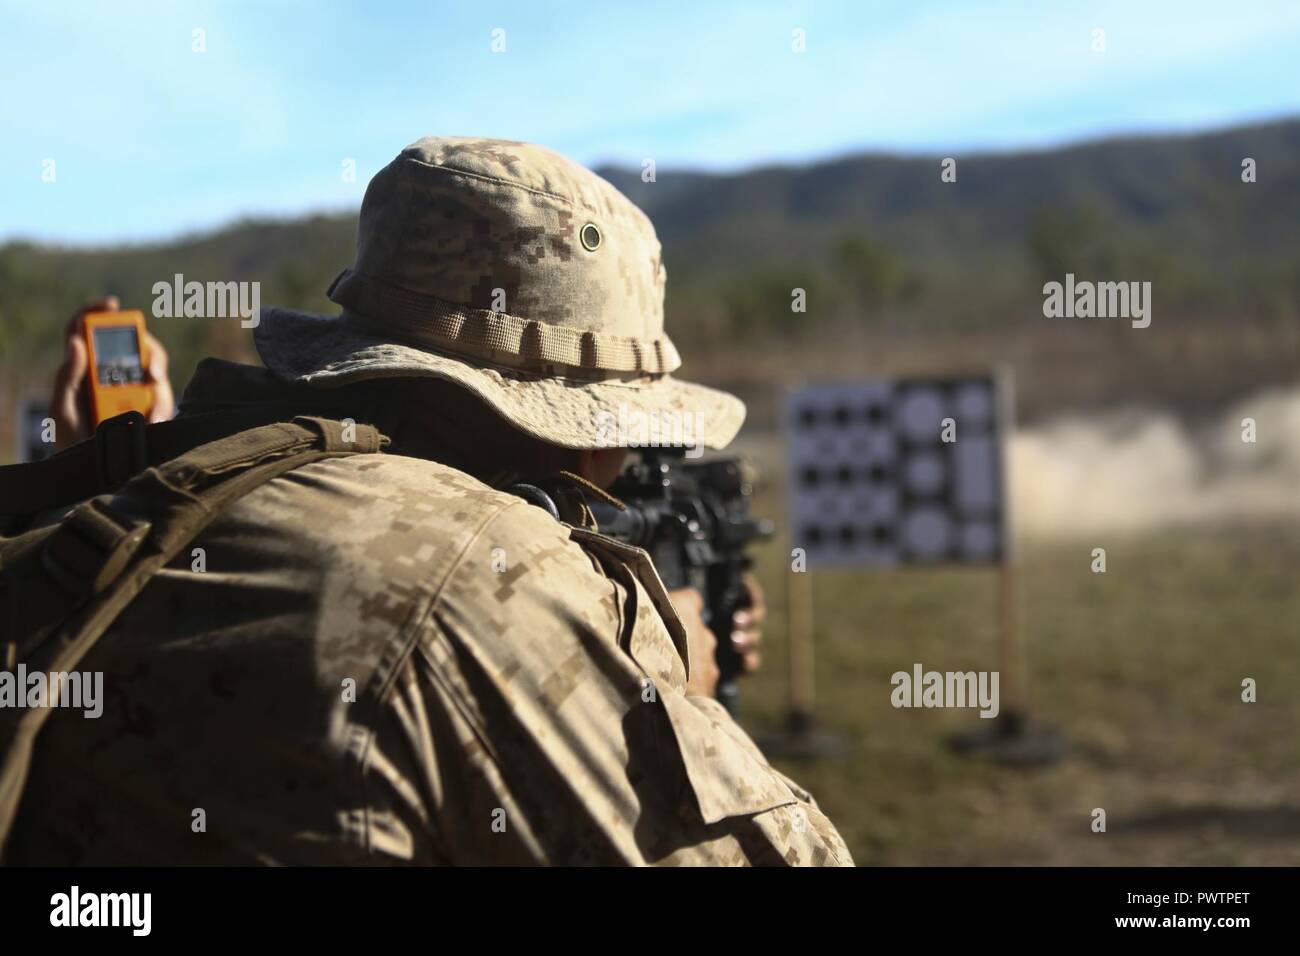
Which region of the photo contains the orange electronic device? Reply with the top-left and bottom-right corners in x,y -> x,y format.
83,310 -> 155,425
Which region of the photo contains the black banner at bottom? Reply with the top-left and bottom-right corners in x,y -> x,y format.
0,865 -> 1281,940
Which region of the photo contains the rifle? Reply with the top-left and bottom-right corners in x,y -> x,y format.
583,450 -> 774,715
511,449 -> 772,713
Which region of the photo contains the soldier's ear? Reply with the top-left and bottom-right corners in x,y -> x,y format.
585,448 -> 629,489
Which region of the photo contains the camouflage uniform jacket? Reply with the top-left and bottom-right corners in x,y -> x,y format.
11,363 -> 852,866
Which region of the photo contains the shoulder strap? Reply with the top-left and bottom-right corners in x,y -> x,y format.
0,416 -> 387,856
0,406 -> 329,517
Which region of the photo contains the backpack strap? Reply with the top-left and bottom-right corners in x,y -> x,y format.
0,406 -> 332,517
0,416 -> 387,855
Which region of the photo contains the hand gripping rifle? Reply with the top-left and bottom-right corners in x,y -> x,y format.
514,449 -> 773,716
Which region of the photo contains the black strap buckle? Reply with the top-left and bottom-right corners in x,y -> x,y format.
95,411 -> 149,491
506,482 -> 562,520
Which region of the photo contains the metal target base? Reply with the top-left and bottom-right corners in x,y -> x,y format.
947,710 -> 1067,766
754,710 -> 854,761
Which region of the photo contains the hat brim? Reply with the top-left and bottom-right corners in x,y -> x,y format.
253,307 -> 745,451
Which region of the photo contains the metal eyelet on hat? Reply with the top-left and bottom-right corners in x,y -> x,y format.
580,222 -> 602,251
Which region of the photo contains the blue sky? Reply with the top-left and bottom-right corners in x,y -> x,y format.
3,0 -> 1299,244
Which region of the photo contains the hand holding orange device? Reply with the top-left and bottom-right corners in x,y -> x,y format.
82,309 -> 156,424
48,299 -> 175,448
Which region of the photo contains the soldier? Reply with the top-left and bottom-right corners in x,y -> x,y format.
2,137 -> 851,865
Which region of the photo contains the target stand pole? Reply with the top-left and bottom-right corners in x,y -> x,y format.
756,557 -> 852,759
994,366 -> 1030,734
998,559 -> 1027,725
786,563 -> 815,735
996,365 -> 1026,728
947,526 -> 1065,763
948,367 -> 1065,765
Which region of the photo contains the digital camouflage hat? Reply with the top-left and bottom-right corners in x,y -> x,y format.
254,137 -> 745,450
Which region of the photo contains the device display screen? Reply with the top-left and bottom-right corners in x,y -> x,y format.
93,325 -> 144,385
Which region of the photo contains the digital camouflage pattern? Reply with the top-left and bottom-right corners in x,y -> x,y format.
9,138 -> 849,866
334,136 -> 670,336
253,136 -> 746,451
10,441 -> 851,865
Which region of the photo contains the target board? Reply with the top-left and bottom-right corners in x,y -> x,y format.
786,376 -> 1007,568
16,396 -> 55,464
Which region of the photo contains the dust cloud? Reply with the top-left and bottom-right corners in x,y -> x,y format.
1011,386 -> 1300,537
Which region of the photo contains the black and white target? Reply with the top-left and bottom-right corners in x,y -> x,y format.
786,377 -> 1006,567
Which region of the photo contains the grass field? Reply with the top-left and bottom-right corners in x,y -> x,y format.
738,518 -> 1300,866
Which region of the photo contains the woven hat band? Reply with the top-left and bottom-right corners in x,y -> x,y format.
327,269 -> 681,376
